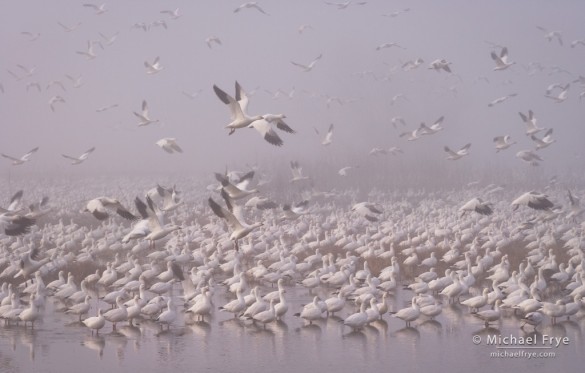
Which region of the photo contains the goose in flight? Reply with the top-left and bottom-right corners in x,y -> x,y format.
146,184 -> 182,212
62,147 -> 95,165
144,56 -> 163,74
49,96 -> 66,112
134,100 -> 159,126
281,200 -> 310,220
83,3 -> 108,15
531,129 -> 555,150
324,1 -> 367,10
511,191 -> 554,211
402,58 -> 424,71
490,47 -> 515,71
488,93 -> 517,107
369,148 -> 388,156
160,8 -> 181,19
58,21 -> 82,32
208,191 -> 262,251
321,123 -> 334,145
215,172 -> 258,200
83,197 -> 138,221
444,143 -> 471,160
0,213 -> 35,236
205,36 -> 222,49
261,114 -> 296,134
247,119 -> 287,146
156,138 -> 183,153
351,202 -> 382,222
399,127 -> 422,141
213,82 -> 263,135
375,42 -> 405,51
66,74 -> 84,88
536,26 -> 563,46
570,39 -> 585,48
419,116 -> 444,135
567,190 -> 584,221
234,2 -> 269,15
459,198 -> 493,216
76,40 -> 99,60
518,110 -> 544,136
545,83 -> 569,103
99,31 -> 119,46
428,59 -> 452,73
291,54 -> 322,72
135,196 -> 181,249
493,135 -> 516,152
1,147 -> 39,165
290,161 -> 310,183
516,150 -> 543,166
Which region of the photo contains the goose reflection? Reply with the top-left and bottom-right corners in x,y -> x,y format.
392,326 -> 421,341
418,319 -> 442,335
82,335 -> 105,359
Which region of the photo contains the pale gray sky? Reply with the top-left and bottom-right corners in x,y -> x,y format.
1,0 -> 584,183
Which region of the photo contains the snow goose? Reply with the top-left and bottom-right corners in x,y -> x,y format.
545,83 -> 570,103
15,246 -> 50,282
219,288 -> 246,317
391,297 -> 420,327
291,54 -> 322,72
103,296 -> 128,330
205,36 -> 222,48
83,197 -> 138,221
321,123 -> 334,145
186,288 -> 212,322
156,138 -> 183,153
144,56 -> 163,74
516,150 -> 543,166
493,135 -> 516,152
474,300 -> 502,327
399,127 -> 422,141
62,147 -> 95,165
490,47 -> 515,71
518,110 -> 544,136
208,193 -> 262,251
251,300 -> 276,327
156,299 -> 177,330
461,288 -> 489,312
428,59 -> 452,72
76,40 -> 99,60
294,296 -> 324,325
459,198 -> 493,216
343,301 -> 368,331
83,3 -> 108,15
0,213 -> 35,236
521,311 -> 544,330
1,147 -> 39,165
234,2 -> 269,14
351,202 -> 382,222
134,100 -> 159,127
536,26 -> 563,46
418,116 -> 444,135
18,293 -> 41,327
444,143 -> 471,160
530,129 -> 555,150
289,161 -> 310,183
213,83 -> 263,135
539,299 -> 565,324
511,191 -> 554,211
487,93 -> 517,107
66,295 -> 92,322
82,309 -> 105,334
375,42 -> 405,51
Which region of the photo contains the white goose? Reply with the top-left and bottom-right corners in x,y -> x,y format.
134,196 -> 181,249
1,147 -> 39,166
208,193 -> 262,251
493,135 -> 516,152
511,191 -> 554,211
144,56 -> 163,74
213,82 -> 263,135
530,129 -> 555,150
155,138 -> 183,154
291,54 -> 322,72
134,100 -> 159,127
518,110 -> 544,136
444,143 -> 471,160
62,147 -> 95,165
490,47 -> 515,70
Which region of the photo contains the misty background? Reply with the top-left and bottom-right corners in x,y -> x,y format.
1,0 -> 584,195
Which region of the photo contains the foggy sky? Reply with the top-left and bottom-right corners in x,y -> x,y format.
1,0 -> 584,186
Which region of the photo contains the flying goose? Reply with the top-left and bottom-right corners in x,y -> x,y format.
1,147 -> 39,165
351,202 -> 382,222
49,96 -> 66,111
428,59 -> 452,72
160,8 -> 181,19
144,56 -> 163,74
511,191 -> 554,211
155,138 -> 183,154
234,2 -> 269,15
516,150 -> 543,166
280,200 -> 310,221
0,213 -> 35,236
291,54 -> 322,72
536,26 -> 563,46
135,196 -> 181,249
545,83 -> 569,103
490,47 -> 515,71
205,36 -> 222,48
488,93 -> 517,107
134,100 -> 159,126
518,110 -> 544,136
444,143 -> 471,160
247,119 -> 286,146
208,191 -> 262,251
375,42 -> 405,51
289,161 -> 310,183
459,198 -> 493,216
57,21 -> 82,32
419,116 -> 444,135
146,184 -> 182,212
213,82 -> 263,135
76,40 -> 99,59
83,3 -> 108,15
83,197 -> 139,221
493,135 -> 516,152
530,129 -> 555,150
99,31 -> 119,46
62,147 -> 95,165
321,123 -> 334,145
215,172 -> 258,200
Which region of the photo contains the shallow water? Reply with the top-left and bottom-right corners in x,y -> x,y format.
0,283 -> 582,373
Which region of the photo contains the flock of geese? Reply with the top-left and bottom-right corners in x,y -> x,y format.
0,3 -> 584,367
